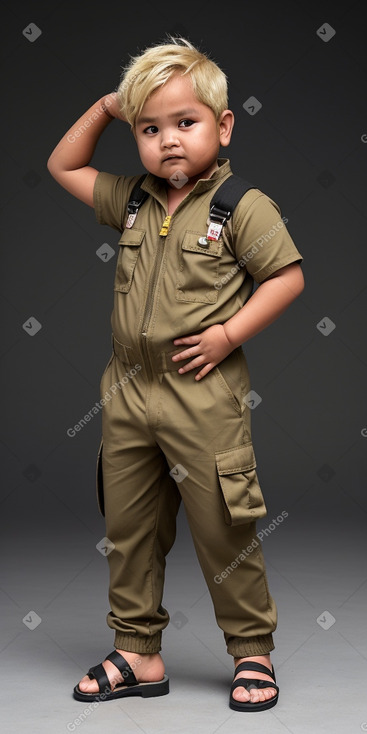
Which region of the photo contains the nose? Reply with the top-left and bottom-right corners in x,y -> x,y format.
160,126 -> 180,149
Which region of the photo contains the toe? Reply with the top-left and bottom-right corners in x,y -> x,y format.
232,685 -> 251,702
264,687 -> 277,699
249,686 -> 277,703
78,675 -> 99,693
77,660 -> 122,695
249,687 -> 261,703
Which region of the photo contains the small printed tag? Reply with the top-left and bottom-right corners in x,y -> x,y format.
126,212 -> 137,228
207,221 -> 223,241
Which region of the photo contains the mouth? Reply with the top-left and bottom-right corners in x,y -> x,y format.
163,155 -> 183,162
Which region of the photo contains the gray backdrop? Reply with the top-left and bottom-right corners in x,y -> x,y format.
1,1 -> 366,733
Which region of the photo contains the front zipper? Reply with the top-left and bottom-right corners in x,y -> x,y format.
140,232 -> 167,379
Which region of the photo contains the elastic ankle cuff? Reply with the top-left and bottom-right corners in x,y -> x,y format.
227,634 -> 275,657
114,632 -> 162,654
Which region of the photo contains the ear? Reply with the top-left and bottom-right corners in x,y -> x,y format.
218,109 -> 234,147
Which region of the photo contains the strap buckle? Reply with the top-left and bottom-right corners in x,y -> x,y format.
209,204 -> 231,225
127,200 -> 141,214
126,200 -> 141,228
207,204 -> 231,241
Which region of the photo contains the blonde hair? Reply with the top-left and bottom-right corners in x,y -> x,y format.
116,35 -> 228,129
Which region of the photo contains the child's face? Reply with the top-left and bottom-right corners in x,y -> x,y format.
133,73 -> 233,188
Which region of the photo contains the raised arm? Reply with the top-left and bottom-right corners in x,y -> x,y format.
47,93 -> 125,207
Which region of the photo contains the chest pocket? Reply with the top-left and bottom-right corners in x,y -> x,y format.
176,231 -> 223,304
114,228 -> 145,293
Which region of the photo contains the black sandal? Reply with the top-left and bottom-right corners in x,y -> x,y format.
229,660 -> 279,712
73,650 -> 169,702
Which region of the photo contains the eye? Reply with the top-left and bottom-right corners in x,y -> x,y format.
143,125 -> 158,134
178,119 -> 194,128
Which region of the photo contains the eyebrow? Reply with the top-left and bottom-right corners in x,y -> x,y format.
137,109 -> 199,125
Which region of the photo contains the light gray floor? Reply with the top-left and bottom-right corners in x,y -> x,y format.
2,505 -> 366,734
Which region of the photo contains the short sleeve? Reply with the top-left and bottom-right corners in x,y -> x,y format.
93,171 -> 141,233
232,190 -> 303,283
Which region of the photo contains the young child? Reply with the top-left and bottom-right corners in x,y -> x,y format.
48,35 -> 304,712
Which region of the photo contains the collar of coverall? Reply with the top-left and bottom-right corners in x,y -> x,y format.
140,158 -> 232,204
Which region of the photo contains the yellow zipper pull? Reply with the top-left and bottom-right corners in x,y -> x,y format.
159,215 -> 171,236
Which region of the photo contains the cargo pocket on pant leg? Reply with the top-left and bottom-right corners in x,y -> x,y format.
96,438 -> 105,517
215,443 -> 267,526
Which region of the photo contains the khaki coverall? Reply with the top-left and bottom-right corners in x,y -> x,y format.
93,158 -> 303,657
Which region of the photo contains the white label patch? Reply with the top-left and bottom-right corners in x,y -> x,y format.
207,221 -> 223,241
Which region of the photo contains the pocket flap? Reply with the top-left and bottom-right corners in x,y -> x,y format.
118,228 -> 145,247
215,442 -> 256,475
181,231 -> 222,257
215,443 -> 266,526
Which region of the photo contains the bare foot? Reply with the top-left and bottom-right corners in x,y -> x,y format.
232,654 -> 277,704
77,649 -> 165,694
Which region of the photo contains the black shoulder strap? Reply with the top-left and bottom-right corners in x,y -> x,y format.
126,172 -> 256,226
209,174 -> 256,225
126,174 -> 149,215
